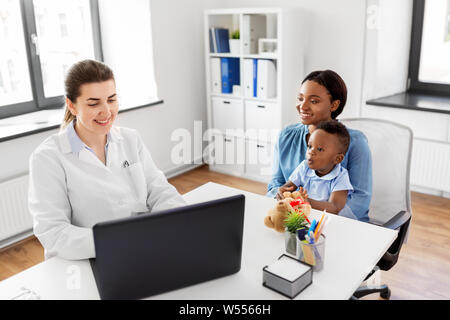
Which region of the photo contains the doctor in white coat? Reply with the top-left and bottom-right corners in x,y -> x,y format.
28,59 -> 186,260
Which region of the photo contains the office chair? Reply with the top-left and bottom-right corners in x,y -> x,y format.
339,118 -> 413,300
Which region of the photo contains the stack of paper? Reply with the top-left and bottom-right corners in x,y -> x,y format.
265,255 -> 310,282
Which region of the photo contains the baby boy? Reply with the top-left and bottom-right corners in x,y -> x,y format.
277,120 -> 353,214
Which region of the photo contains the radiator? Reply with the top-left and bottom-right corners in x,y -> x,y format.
0,175 -> 33,244
410,139 -> 450,192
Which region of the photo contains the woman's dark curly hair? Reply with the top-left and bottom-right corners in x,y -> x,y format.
302,70 -> 347,119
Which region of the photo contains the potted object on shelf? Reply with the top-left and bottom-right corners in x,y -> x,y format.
229,29 -> 240,55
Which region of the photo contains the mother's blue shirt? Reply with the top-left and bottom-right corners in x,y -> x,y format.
267,123 -> 372,222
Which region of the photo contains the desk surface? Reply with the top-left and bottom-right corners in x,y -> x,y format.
0,182 -> 397,300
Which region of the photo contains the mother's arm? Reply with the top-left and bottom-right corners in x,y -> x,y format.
266,142 -> 287,198
339,134 -> 373,222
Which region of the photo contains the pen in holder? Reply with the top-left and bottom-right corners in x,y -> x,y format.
296,234 -> 326,272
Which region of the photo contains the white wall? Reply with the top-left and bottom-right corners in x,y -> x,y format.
362,0 -> 412,101
132,0 -> 219,172
0,130 -> 58,181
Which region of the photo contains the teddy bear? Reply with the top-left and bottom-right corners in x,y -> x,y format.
282,191 -> 311,217
264,198 -> 294,232
264,191 -> 312,233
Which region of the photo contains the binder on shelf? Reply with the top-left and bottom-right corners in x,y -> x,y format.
243,59 -> 254,98
242,14 -> 267,54
210,58 -> 221,94
214,28 -> 230,53
221,57 -> 240,94
209,28 -> 216,53
257,59 -> 276,99
253,59 -> 258,97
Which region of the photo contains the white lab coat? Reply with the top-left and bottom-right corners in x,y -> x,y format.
28,124 -> 186,260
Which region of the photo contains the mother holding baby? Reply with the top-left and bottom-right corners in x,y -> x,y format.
267,70 -> 372,222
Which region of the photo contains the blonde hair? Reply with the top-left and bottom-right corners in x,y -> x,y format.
61,59 -> 115,129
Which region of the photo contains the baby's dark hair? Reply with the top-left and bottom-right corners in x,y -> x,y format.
315,120 -> 350,154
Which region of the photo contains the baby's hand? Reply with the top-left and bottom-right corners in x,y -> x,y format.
276,181 -> 296,201
298,186 -> 309,203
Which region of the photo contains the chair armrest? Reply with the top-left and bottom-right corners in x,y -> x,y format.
376,210 -> 412,270
382,210 -> 411,230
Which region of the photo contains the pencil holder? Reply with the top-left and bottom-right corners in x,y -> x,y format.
296,234 -> 326,272
284,231 -> 297,256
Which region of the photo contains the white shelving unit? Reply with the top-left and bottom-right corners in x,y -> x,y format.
204,8 -> 304,183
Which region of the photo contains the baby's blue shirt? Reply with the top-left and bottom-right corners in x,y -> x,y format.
288,160 -> 353,202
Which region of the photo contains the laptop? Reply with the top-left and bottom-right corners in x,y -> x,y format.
90,194 -> 245,300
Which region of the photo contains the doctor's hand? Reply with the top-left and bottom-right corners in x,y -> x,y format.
276,181 -> 297,201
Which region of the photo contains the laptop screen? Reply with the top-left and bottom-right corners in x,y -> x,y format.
90,194 -> 245,300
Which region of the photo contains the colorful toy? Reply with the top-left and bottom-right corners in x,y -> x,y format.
282,191 -> 311,217
264,191 -> 312,233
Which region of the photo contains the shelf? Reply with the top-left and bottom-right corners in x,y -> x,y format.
205,8 -> 303,183
243,53 -> 278,60
209,53 -> 240,58
366,91 -> 450,115
210,93 -> 241,99
244,96 -> 278,103
209,53 -> 278,60
210,93 -> 278,103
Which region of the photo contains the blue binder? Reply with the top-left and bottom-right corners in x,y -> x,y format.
253,59 -> 258,97
214,28 -> 230,53
221,58 -> 240,94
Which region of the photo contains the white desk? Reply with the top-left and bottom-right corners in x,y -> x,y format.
0,182 -> 397,300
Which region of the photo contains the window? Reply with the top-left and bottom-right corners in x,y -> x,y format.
98,0 -> 159,108
0,0 -> 102,119
409,0 -> 450,94
446,2 -> 450,42
0,0 -> 159,121
0,1 -> 33,107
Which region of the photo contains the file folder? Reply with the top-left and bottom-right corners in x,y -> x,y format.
253,59 -> 258,97
243,59 -> 254,97
210,58 -> 221,94
257,59 -> 276,99
214,28 -> 230,53
221,58 -> 240,94
209,28 -> 216,53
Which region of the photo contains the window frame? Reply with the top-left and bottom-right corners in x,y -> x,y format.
408,0 -> 450,95
0,0 -> 103,119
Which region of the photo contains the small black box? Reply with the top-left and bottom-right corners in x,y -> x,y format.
262,254 -> 313,299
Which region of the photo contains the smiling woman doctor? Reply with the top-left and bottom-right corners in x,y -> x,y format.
28,59 -> 186,260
